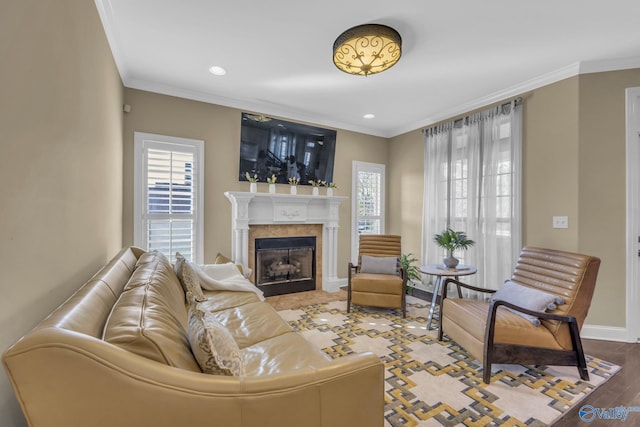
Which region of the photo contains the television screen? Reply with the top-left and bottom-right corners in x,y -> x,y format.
239,112 -> 337,186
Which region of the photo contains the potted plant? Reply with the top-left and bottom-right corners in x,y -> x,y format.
288,177 -> 299,194
245,172 -> 258,193
266,174 -> 277,193
433,228 -> 475,269
324,181 -> 338,196
308,180 -> 321,196
401,253 -> 421,294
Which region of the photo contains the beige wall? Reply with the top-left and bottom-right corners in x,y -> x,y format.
389,70 -> 640,329
122,89 -> 389,277
0,2 -> 124,426
578,69 -> 640,326
388,129 -> 424,257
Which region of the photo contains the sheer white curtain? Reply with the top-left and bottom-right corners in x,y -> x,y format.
422,101 -> 522,295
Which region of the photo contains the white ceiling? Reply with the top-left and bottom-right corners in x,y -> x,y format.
96,0 -> 640,138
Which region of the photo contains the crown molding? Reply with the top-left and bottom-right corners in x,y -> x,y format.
580,56 -> 640,74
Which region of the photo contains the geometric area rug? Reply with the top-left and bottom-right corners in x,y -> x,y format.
277,296 -> 621,427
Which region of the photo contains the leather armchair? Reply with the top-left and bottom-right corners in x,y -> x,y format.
347,234 -> 407,318
438,247 -> 600,383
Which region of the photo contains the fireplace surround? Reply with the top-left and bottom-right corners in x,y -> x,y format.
225,192 -> 347,292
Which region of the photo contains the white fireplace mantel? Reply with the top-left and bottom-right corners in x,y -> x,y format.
224,191 -> 348,292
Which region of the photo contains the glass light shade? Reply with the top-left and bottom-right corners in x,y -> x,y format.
333,24 -> 402,76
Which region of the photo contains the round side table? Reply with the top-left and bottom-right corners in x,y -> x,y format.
419,264 -> 477,330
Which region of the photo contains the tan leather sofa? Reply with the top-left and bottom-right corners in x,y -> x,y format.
3,247 -> 384,427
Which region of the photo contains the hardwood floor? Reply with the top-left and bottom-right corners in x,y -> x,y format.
553,339 -> 640,426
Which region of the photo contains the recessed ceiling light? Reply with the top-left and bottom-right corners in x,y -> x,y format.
208,65 -> 227,76
363,113 -> 375,119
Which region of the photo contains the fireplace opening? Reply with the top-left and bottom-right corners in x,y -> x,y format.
254,236 -> 316,297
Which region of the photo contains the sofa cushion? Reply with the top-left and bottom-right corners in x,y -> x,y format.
174,253 -> 206,302
135,249 -> 172,269
198,290 -> 261,313
350,273 -> 403,294
207,301 -> 294,349
103,256 -> 200,372
442,299 -> 563,350
241,332 -> 331,376
187,301 -> 245,376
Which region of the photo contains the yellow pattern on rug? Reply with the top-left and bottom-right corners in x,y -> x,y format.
277,296 -> 620,427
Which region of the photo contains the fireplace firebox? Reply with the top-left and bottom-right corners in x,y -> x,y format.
254,236 -> 316,297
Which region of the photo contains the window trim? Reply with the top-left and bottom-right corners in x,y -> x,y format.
133,132 -> 204,263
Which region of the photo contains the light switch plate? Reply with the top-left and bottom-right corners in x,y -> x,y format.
553,216 -> 569,229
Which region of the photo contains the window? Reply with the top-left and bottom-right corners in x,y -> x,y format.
134,132 -> 204,263
351,161 -> 385,262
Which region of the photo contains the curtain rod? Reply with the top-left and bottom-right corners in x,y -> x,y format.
422,96 -> 523,135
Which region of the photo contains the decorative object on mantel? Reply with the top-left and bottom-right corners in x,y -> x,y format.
332,24 -> 402,77
325,181 -> 338,196
433,228 -> 475,269
288,177 -> 299,195
309,180 -> 321,196
245,172 -> 258,193
267,174 -> 277,194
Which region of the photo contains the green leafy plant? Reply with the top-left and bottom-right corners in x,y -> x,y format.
401,253 -> 421,294
266,174 -> 277,184
245,172 -> 258,183
288,177 -> 299,185
433,228 -> 475,254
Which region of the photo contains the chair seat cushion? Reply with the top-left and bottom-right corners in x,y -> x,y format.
351,273 -> 403,295
443,299 -> 563,350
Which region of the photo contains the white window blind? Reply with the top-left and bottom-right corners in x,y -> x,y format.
134,133 -> 204,263
351,161 -> 385,263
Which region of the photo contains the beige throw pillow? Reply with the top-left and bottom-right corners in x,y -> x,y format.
175,252 -> 206,302
187,298 -> 245,376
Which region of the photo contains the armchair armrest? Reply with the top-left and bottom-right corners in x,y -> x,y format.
483,299 -> 585,382
442,278 -> 497,297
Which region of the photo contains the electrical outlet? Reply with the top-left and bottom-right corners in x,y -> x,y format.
553,216 -> 569,229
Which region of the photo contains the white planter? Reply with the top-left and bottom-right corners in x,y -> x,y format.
312,187 -> 319,196
269,184 -> 276,194
290,186 -> 297,195
249,182 -> 257,193
326,187 -> 333,197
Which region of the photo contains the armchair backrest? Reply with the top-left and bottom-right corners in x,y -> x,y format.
358,234 -> 402,259
511,247 -> 600,347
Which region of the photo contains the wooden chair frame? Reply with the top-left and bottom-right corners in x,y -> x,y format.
438,278 -> 589,384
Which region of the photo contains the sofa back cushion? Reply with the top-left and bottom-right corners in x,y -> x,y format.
103,251 -> 201,372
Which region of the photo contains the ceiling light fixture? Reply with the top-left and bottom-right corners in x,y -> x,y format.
363,113 -> 375,119
208,65 -> 227,76
333,24 -> 402,77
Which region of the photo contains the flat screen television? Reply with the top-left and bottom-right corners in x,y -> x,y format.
239,112 -> 337,186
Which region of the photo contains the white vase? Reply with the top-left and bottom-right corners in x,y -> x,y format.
269,184 -> 276,194
290,186 -> 297,195
312,187 -> 319,196
326,187 -> 333,197
249,182 -> 257,193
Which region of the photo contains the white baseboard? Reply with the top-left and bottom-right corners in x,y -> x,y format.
323,277 -> 347,293
581,324 -> 631,342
